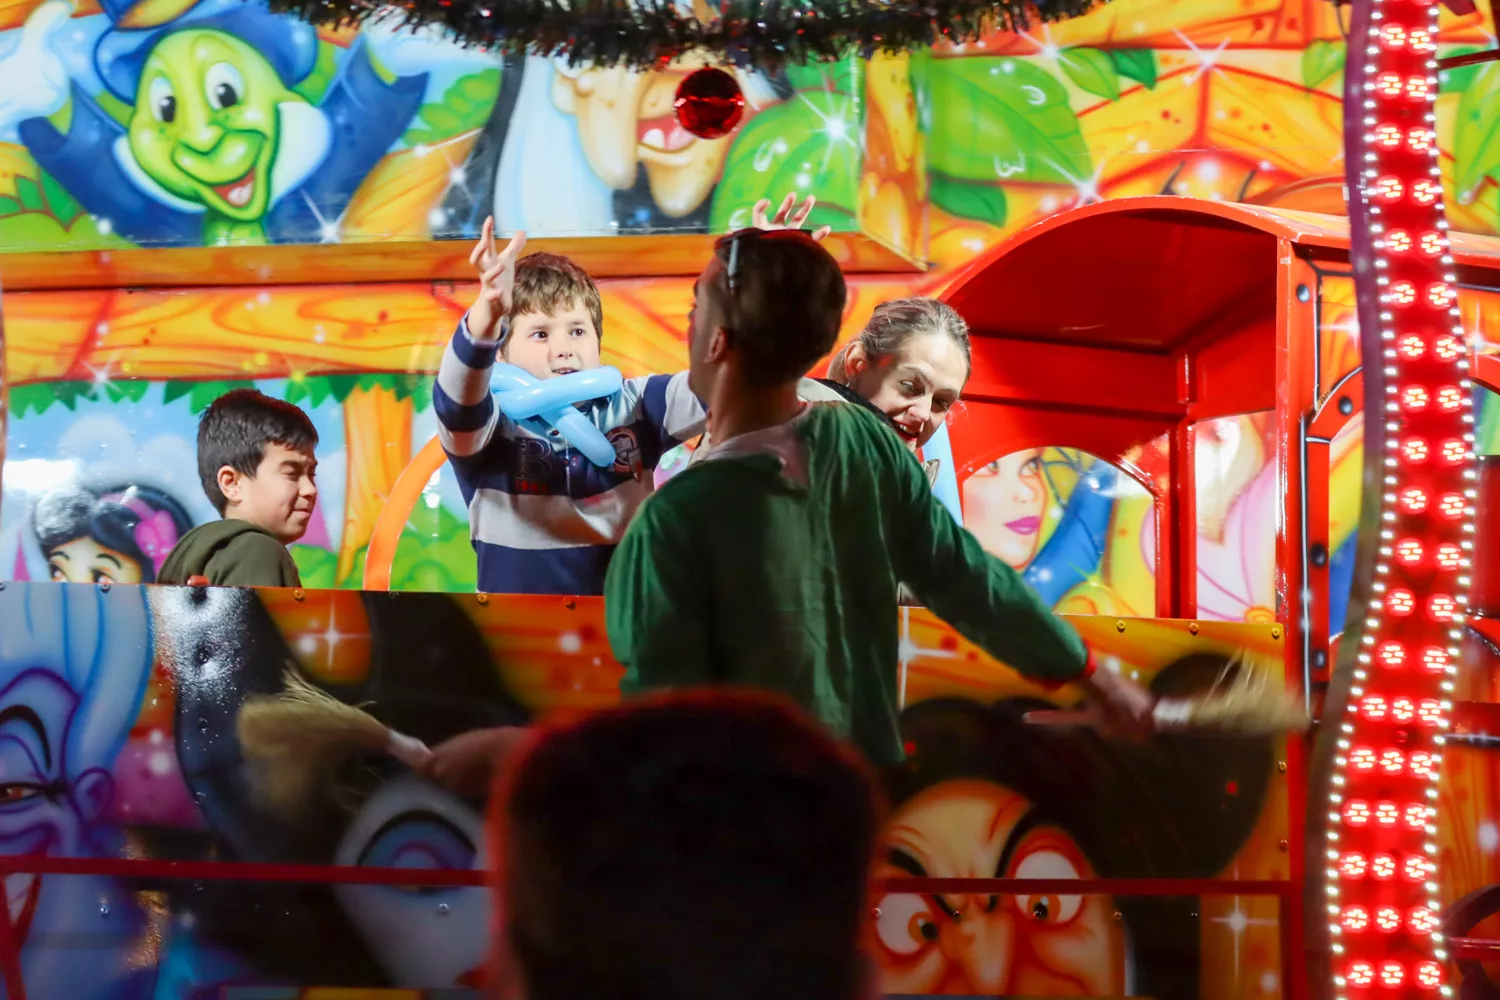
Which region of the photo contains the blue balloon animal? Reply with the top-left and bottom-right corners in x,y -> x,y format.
490,363 -> 624,467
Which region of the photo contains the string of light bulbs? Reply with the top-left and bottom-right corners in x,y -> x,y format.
1324,0 -> 1473,995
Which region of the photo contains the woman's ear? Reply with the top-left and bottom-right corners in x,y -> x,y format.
844,341 -> 870,379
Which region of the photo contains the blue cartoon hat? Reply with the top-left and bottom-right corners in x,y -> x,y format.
93,0 -> 320,103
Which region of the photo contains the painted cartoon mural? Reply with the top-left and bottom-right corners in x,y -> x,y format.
0,582 -> 1287,998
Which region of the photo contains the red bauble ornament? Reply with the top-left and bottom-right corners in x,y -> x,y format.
674,67 -> 745,140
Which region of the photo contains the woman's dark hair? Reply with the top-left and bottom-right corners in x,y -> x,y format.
34,483 -> 194,583
886,653 -> 1276,999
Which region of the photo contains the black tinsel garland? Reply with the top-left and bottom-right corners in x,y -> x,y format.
266,0 -> 1112,69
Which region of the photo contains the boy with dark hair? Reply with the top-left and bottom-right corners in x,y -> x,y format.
490,690 -> 879,1000
434,218 -> 705,595
603,229 -> 1155,766
157,388 -> 318,588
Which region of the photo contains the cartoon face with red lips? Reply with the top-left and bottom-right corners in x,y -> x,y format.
873,779 -> 1126,994
0,584 -> 154,999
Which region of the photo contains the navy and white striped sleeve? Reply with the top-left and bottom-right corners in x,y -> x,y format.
433,313 -> 504,457
638,372 -> 707,453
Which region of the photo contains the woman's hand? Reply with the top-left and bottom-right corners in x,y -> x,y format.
468,216 -> 527,342
418,725 -> 535,798
751,193 -> 833,242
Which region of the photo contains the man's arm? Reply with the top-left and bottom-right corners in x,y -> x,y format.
637,372 -> 708,458
879,421 -> 1089,685
604,496 -> 711,694
208,535 -> 303,589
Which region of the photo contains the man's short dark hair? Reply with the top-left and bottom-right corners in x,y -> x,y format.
709,229 -> 848,386
196,389 -> 318,514
494,690 -> 880,1000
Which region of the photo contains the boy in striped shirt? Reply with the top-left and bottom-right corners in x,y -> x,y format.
433,217 -> 705,595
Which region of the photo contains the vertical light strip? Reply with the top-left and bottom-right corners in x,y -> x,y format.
1325,0 -> 1467,995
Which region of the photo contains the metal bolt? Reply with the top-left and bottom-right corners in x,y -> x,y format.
437,902 -> 450,916
564,597 -> 577,610
1278,761 -> 1288,773
1188,622 -> 1199,635
476,593 -> 490,605
1278,839 -> 1289,853
1116,620 -> 1127,633
293,589 -> 305,602
1296,284 -> 1311,303
98,581 -> 111,593
1271,626 -> 1282,640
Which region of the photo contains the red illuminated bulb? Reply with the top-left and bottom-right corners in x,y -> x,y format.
1374,126 -> 1403,149
1347,961 -> 1374,988
1410,750 -> 1436,776
1438,493 -> 1466,520
1386,229 -> 1412,253
1403,854 -> 1433,880
1436,385 -> 1465,411
1418,699 -> 1444,725
1429,283 -> 1459,308
1404,76 -> 1433,101
1379,749 -> 1404,773
1402,385 -> 1430,411
1400,437 -> 1429,463
1394,538 -> 1424,563
1420,231 -> 1444,256
1344,800 -> 1372,826
1371,854 -> 1397,880
1398,487 -> 1428,514
1440,439 -> 1468,465
1398,334 -> 1426,358
1404,803 -> 1429,830
1415,961 -> 1443,989
1377,72 -> 1404,96
1377,640 -> 1407,667
1350,746 -> 1378,770
1433,334 -> 1464,360
1362,694 -> 1390,718
1409,28 -> 1436,53
1341,905 -> 1370,932
1407,127 -> 1436,152
1376,800 -> 1401,826
1339,852 -> 1369,878
1380,961 -> 1405,988
1375,906 -> 1402,932
1422,646 -> 1449,672
1386,281 -> 1418,307
1379,23 -> 1407,47
1428,594 -> 1457,620
1412,179 -> 1440,204
1408,907 -> 1438,934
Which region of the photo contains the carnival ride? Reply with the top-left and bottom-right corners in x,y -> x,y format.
0,0 -> 1497,996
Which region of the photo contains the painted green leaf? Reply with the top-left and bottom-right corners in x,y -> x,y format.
1058,48 -> 1120,102
0,197 -> 20,217
1441,47 -> 1487,94
162,382 -> 193,405
188,380 -> 254,413
14,177 -> 43,212
929,172 -> 1006,225
786,58 -> 861,95
1109,49 -> 1157,90
403,69 -> 502,147
105,380 -> 150,403
292,41 -> 341,105
1301,39 -> 1345,89
1454,62 -> 1500,202
923,56 -> 1091,185
38,169 -> 81,227
709,90 -> 860,232
325,374 -> 362,402
6,383 -> 66,417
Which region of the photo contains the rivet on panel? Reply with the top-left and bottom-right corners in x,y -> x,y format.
99,581 -> 111,593
564,597 -> 577,610
476,593 -> 490,605
293,589 -> 305,602
1271,626 -> 1282,640
1115,620 -> 1127,633
1278,839 -> 1289,853
1277,761 -> 1288,774
1188,622 -> 1199,635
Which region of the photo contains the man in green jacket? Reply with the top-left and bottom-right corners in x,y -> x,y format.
157,389 -> 317,588
603,229 -> 1153,766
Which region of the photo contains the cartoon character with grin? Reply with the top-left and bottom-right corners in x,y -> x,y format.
3,0 -> 428,246
0,583 -> 155,999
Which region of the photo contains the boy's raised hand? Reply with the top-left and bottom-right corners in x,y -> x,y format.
751,193 -> 833,242
469,215 -> 527,342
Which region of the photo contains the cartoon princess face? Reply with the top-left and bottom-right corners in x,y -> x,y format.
964,449 -> 1051,570
872,779 -> 1125,995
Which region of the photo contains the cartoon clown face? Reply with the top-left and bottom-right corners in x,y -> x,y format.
126,30 -> 296,223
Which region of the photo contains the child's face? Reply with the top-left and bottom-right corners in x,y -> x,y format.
47,537 -> 144,585
501,302 -> 601,383
220,442 -> 318,543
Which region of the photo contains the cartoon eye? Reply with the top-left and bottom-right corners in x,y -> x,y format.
0,784 -> 46,804
205,62 -> 244,111
1011,849 -> 1084,924
148,77 -> 176,123
874,893 -> 936,956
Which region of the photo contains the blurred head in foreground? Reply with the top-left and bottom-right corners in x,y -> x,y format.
490,690 -> 882,1000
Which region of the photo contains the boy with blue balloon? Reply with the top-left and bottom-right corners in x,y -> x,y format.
433,217 -> 706,595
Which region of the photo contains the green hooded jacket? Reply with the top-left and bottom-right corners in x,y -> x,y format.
157,520 -> 302,588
